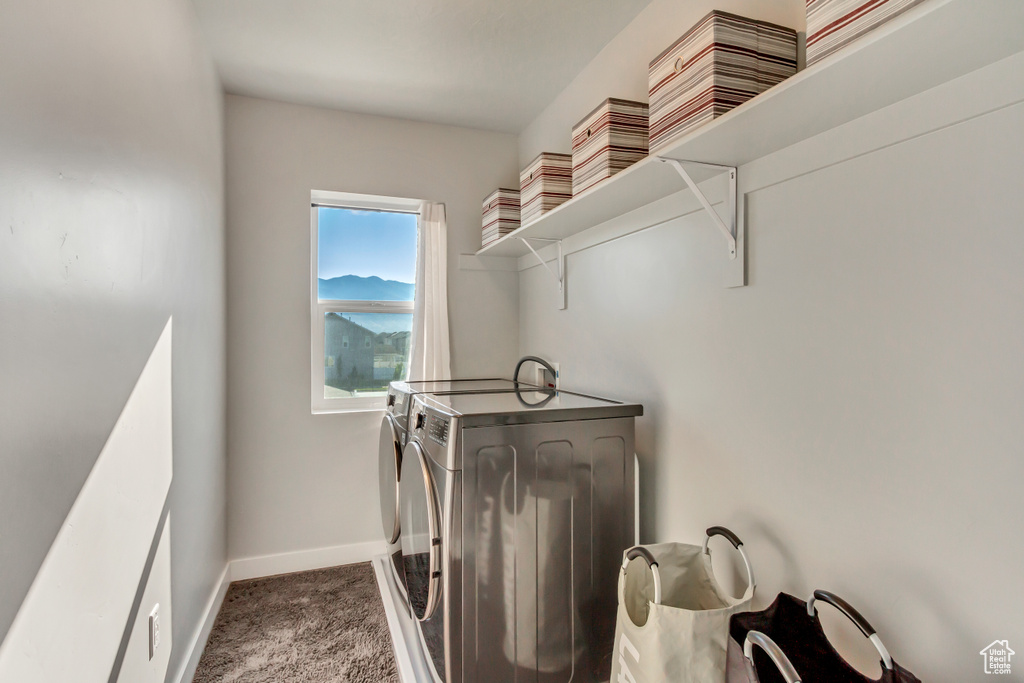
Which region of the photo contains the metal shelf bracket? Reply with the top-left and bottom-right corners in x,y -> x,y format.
520,236 -> 566,309
659,157 -> 738,260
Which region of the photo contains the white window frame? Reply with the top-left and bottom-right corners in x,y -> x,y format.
311,190 -> 421,414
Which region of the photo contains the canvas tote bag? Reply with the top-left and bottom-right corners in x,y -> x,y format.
725,591 -> 922,683
611,527 -> 755,683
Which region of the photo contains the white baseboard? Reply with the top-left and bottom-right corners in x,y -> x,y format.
172,564 -> 230,683
229,540 -> 387,582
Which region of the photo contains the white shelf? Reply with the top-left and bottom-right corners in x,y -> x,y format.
476,0 -> 1024,259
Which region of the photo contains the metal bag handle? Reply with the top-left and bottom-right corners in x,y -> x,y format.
621,546 -> 662,606
807,590 -> 893,670
744,631 -> 802,683
702,526 -> 755,592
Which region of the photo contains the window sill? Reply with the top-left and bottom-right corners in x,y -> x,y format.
312,396 -> 387,415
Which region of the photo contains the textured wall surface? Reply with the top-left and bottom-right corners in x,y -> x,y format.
0,0 -> 226,678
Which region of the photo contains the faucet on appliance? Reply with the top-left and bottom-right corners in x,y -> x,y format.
513,356 -> 557,389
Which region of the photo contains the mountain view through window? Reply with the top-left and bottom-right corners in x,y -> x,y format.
317,206 -> 417,398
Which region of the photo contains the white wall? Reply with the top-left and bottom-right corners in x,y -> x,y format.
0,322 -> 173,681
225,95 -> 520,562
0,0 -> 226,679
518,0 -> 805,165
518,21 -> 1024,682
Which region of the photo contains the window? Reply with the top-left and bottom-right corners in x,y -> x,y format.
311,190 -> 419,413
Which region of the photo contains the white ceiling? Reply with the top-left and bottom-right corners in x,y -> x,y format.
192,0 -> 652,133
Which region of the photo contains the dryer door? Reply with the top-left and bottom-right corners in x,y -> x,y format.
399,440 -> 442,622
378,414 -> 402,544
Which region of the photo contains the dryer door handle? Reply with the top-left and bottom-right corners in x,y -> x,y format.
378,414 -> 403,544
403,440 -> 443,622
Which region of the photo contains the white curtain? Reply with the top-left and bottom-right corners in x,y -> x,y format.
408,202 -> 451,381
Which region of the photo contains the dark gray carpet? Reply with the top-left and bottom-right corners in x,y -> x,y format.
193,563 -> 399,683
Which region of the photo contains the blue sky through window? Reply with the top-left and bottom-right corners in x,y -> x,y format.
318,207 -> 417,283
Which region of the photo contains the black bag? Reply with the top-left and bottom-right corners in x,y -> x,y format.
726,591 -> 921,683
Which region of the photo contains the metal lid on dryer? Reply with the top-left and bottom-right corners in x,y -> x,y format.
413,388 -> 643,427
402,378 -> 539,395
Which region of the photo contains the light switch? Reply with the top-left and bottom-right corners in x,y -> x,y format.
148,604 -> 160,660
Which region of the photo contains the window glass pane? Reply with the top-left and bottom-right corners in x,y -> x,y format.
324,312 -> 413,398
317,206 -> 417,301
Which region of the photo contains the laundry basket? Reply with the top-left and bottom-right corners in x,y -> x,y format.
726,590 -> 921,683
611,527 -> 755,683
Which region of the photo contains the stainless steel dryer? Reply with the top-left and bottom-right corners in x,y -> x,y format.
399,388 -> 642,683
379,378 -> 541,595
380,381 -> 419,589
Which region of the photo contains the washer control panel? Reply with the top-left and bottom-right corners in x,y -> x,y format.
427,415 -> 450,446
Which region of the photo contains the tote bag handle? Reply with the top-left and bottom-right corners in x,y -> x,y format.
621,546 -> 662,605
702,526 -> 755,593
744,631 -> 802,683
807,590 -> 894,670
